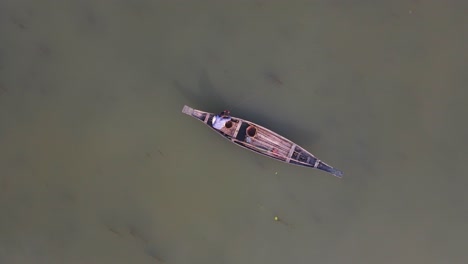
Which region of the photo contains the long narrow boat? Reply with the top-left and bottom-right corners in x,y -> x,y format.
182,105 -> 343,178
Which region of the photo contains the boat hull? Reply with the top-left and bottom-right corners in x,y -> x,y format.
182,105 -> 343,178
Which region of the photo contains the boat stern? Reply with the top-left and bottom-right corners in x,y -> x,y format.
182,105 -> 194,115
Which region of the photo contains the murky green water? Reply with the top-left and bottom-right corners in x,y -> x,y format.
1,1 -> 467,263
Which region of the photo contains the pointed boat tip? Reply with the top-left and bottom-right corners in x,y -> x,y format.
332,169 -> 344,178
320,163 -> 343,178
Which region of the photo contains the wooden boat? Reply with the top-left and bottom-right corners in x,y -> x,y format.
182,105 -> 343,178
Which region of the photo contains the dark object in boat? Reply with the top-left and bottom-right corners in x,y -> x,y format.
182,105 -> 343,178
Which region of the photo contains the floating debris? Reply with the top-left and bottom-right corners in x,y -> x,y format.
105,225 -> 122,237
157,149 -> 166,157
265,72 -> 283,85
129,226 -> 148,245
258,204 -> 293,229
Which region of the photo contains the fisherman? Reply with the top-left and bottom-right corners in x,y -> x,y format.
212,110 -> 231,130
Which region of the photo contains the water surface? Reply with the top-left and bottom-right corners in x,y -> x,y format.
1,1 -> 467,263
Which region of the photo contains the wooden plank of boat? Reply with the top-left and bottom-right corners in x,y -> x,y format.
181,105 -> 343,178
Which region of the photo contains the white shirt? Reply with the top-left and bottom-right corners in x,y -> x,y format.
212,115 -> 231,130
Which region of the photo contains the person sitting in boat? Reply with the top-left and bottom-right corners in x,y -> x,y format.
212,110 -> 231,130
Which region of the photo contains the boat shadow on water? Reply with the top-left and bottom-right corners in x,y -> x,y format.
173,70 -> 228,113
173,70 -> 321,148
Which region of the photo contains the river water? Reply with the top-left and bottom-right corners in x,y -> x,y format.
1,1 -> 467,263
